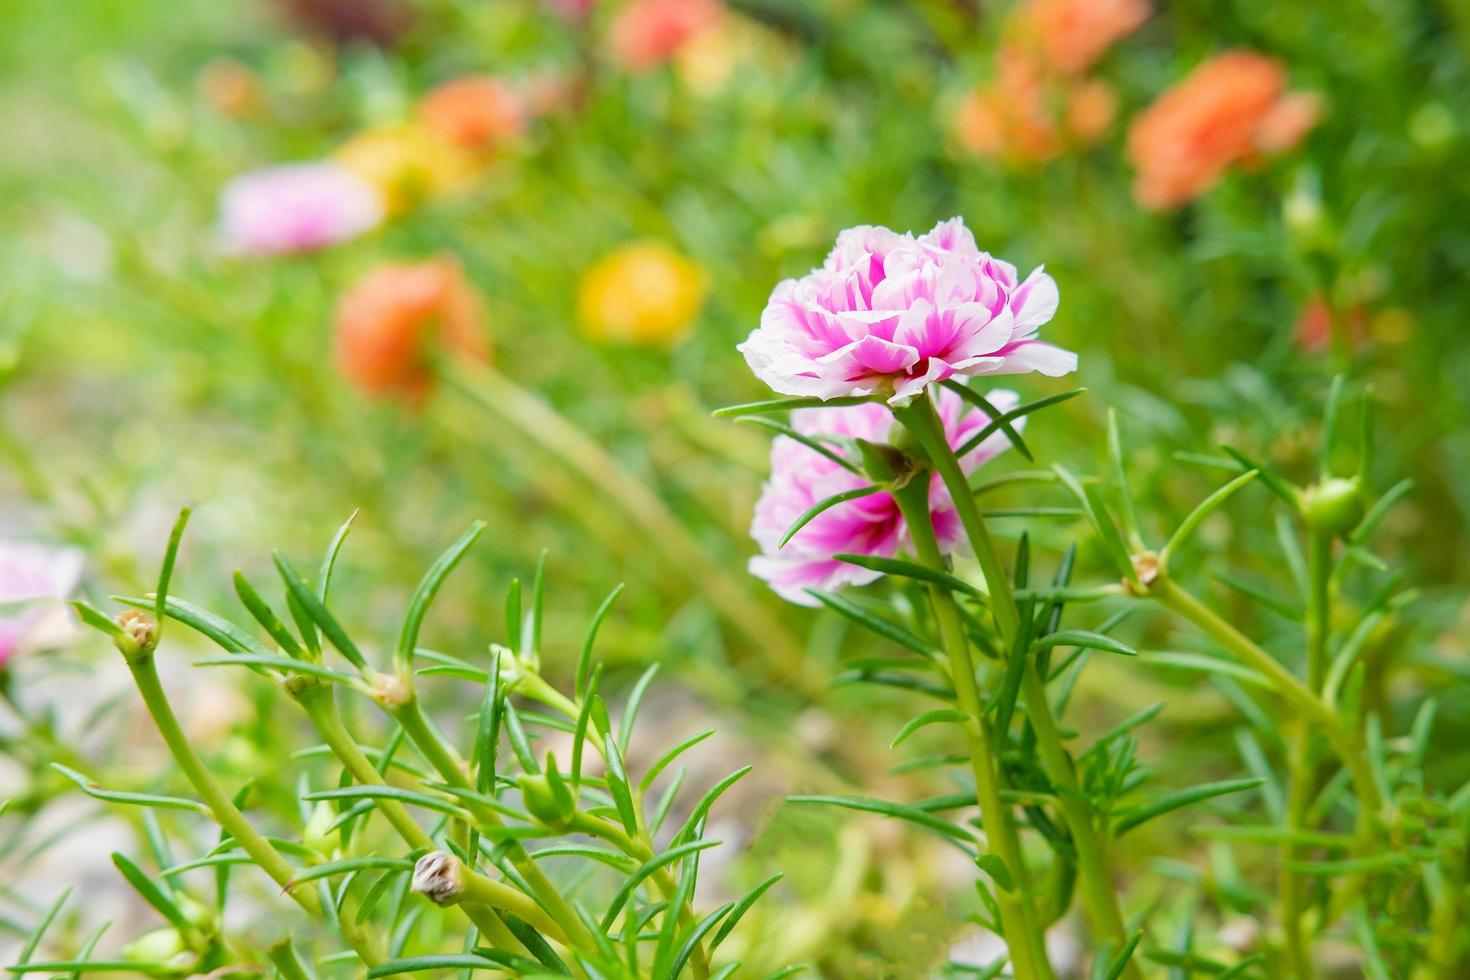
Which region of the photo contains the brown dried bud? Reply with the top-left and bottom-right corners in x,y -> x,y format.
412,851 -> 463,906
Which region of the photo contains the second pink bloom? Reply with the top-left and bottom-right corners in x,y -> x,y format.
749,387 -> 1021,605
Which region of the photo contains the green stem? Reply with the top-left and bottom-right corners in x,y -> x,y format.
892,480 -> 1052,980
1019,665 -> 1138,979
899,393 -> 1129,976
895,397 -> 1019,638
291,682 -> 536,956
121,651 -> 386,967
296,682 -> 434,850
127,656 -> 318,913
1281,532 -> 1333,978
388,697 -> 596,952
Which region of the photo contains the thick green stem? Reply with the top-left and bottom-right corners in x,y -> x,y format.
899,393 -> 1130,976
896,397 -> 1019,638
1019,665 -> 1138,979
1280,533 -> 1334,978
388,697 -> 596,952
122,652 -> 385,967
291,682 -> 534,956
892,480 -> 1052,980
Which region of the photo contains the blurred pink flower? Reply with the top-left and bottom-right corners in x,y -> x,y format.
610,0 -> 724,72
218,162 -> 384,256
739,218 -> 1074,404
0,542 -> 83,670
749,387 -> 1020,605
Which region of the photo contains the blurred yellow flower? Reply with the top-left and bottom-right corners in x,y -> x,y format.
335,123 -> 474,215
578,242 -> 707,346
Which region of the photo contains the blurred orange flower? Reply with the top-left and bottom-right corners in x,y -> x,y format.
334,257 -> 490,399
1065,78 -> 1118,142
610,0 -> 725,72
953,55 -> 1118,164
953,0 -> 1144,165
578,242 -> 707,346
953,55 -> 1061,163
1016,0 -> 1150,75
419,76 -> 527,153
1127,50 -> 1321,209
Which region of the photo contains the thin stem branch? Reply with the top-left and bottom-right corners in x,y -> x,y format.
121,650 -> 385,967
388,696 -> 595,951
1281,531 -> 1334,978
1148,578 -> 1383,835
1019,665 -> 1138,978
291,681 -> 535,956
518,675 -> 712,979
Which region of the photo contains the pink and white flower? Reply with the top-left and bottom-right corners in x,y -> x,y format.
218,162 -> 384,256
0,542 -> 83,670
749,387 -> 1021,605
738,217 -> 1075,404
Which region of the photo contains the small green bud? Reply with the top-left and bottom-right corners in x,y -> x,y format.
491,642 -> 538,689
854,438 -> 916,488
121,928 -> 194,973
517,771 -> 576,827
1302,477 -> 1365,538
175,893 -> 215,933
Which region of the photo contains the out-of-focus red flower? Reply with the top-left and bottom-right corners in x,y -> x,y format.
610,0 -> 724,72
1295,294 -> 1367,354
334,257 -> 490,399
419,76 -> 527,153
1127,50 -> 1322,209
272,0 -> 414,46
1017,0 -> 1150,75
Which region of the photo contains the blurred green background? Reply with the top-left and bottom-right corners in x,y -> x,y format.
2,0 -> 1468,973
